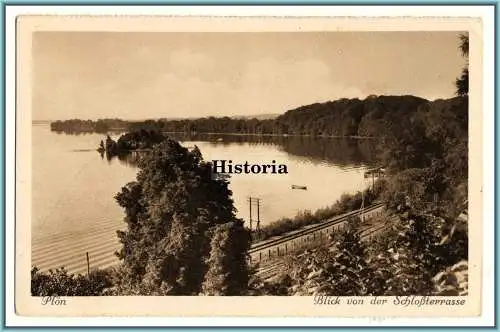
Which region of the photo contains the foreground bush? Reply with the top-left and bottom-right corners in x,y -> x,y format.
260,207 -> 467,296
31,267 -> 113,296
433,260 -> 468,296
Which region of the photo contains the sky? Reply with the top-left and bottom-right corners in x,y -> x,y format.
33,31 -> 467,121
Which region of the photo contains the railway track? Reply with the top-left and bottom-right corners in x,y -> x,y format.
253,214 -> 398,282
248,203 -> 385,261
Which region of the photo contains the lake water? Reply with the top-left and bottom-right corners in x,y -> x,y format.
31,124 -> 377,274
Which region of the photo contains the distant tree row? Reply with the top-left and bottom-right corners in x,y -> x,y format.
138,95 -> 429,138
50,118 -> 129,134
51,95 -> 460,143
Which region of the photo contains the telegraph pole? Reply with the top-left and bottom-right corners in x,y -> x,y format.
248,196 -> 262,232
255,198 -> 261,232
86,252 -> 90,276
372,172 -> 375,192
248,197 -> 253,231
361,190 -> 365,223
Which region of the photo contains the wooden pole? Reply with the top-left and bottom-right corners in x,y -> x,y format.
256,198 -> 261,231
86,252 -> 90,276
248,197 -> 252,231
361,189 -> 365,223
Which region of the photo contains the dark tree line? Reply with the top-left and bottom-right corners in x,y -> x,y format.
51,96 -> 429,138
122,96 -> 429,138
51,95 -> 457,144
51,118 -> 129,134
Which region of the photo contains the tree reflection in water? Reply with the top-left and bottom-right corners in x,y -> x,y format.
100,150 -> 143,167
169,133 -> 378,167
99,134 -> 378,168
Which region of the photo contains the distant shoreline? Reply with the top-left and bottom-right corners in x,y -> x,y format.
40,122 -> 379,139
162,131 -> 378,140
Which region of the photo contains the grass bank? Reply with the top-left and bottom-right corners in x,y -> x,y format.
252,183 -> 385,242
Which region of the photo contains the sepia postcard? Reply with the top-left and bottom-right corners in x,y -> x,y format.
6,5 -> 495,326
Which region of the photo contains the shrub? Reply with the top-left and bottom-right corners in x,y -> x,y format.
260,209 -> 467,296
31,267 -> 113,296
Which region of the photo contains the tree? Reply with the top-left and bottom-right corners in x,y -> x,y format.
382,168 -> 429,212
105,135 -> 117,154
459,33 -> 469,57
98,140 -> 105,153
113,139 -> 247,295
455,68 -> 469,97
455,33 -> 469,96
201,221 -> 251,295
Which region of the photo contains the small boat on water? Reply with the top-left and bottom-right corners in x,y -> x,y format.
291,185 -> 307,190
216,137 -> 224,142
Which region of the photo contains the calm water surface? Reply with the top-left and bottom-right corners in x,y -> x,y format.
32,124 -> 377,273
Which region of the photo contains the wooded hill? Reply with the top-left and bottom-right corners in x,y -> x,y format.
50,95 -> 463,140
129,95 -> 433,137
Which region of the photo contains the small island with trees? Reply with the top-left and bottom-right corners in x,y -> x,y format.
97,129 -> 168,158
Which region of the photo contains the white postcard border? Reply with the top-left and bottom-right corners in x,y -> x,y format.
5,5 -> 496,327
